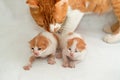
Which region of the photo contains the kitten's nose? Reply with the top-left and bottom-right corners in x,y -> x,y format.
34,52 -> 39,56
70,53 -> 74,57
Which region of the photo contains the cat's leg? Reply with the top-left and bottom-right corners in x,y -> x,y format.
61,7 -> 85,34
103,32 -> 120,43
23,55 -> 36,70
103,0 -> 120,43
103,22 -> 120,43
103,22 -> 119,34
104,0 -> 120,43
47,54 -> 56,65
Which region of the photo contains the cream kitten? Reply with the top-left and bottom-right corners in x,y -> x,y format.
60,32 -> 86,68
23,31 -> 58,70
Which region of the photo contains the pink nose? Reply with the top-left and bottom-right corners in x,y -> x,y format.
70,53 -> 74,57
34,52 -> 39,56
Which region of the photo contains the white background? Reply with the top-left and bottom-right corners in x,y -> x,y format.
0,0 -> 120,80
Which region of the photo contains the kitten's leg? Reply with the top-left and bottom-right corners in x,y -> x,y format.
69,61 -> 75,68
56,46 -> 62,59
56,52 -> 62,59
47,54 -> 56,65
62,54 -> 69,67
23,55 -> 36,70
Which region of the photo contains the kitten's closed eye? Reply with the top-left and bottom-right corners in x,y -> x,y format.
75,50 -> 78,52
31,48 -> 34,50
38,48 -> 41,50
68,48 -> 71,51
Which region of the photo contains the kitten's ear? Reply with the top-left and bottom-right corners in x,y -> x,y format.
78,39 -> 86,51
29,40 -> 32,44
29,37 -> 36,44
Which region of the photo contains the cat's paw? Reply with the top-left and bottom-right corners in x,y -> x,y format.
103,34 -> 119,43
23,65 -> 31,70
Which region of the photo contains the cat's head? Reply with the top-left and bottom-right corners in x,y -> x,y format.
67,37 -> 86,57
26,0 -> 68,32
29,34 -> 49,57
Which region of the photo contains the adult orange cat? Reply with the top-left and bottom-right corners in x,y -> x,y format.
26,0 -> 120,43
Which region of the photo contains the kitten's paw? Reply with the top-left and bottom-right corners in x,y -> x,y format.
103,34 -> 118,43
62,62 -> 69,68
56,53 -> 62,59
23,65 -> 31,70
69,62 -> 75,68
103,26 -> 112,34
48,59 -> 56,65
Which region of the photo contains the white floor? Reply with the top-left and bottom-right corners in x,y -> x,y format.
0,0 -> 120,80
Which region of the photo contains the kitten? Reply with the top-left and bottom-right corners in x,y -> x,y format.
60,32 -> 86,68
23,31 -> 58,70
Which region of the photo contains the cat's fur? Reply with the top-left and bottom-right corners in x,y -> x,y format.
26,0 -> 120,43
23,31 -> 58,70
65,0 -> 120,43
60,32 -> 86,68
26,0 -> 68,32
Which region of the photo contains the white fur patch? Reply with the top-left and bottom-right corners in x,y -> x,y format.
50,23 -> 62,32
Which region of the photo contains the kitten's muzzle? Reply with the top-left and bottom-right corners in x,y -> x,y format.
70,53 -> 74,57
33,52 -> 39,56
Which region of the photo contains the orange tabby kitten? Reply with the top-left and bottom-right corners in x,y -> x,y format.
60,32 -> 86,68
23,31 -> 58,70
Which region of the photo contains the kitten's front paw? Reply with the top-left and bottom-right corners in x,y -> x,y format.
23,65 -> 31,70
103,34 -> 117,43
69,62 -> 75,68
62,62 -> 69,68
56,53 -> 62,59
48,59 -> 56,65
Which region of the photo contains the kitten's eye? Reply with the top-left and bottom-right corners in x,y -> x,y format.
31,48 -> 34,50
68,48 -> 71,51
38,48 -> 41,50
75,50 -> 78,52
